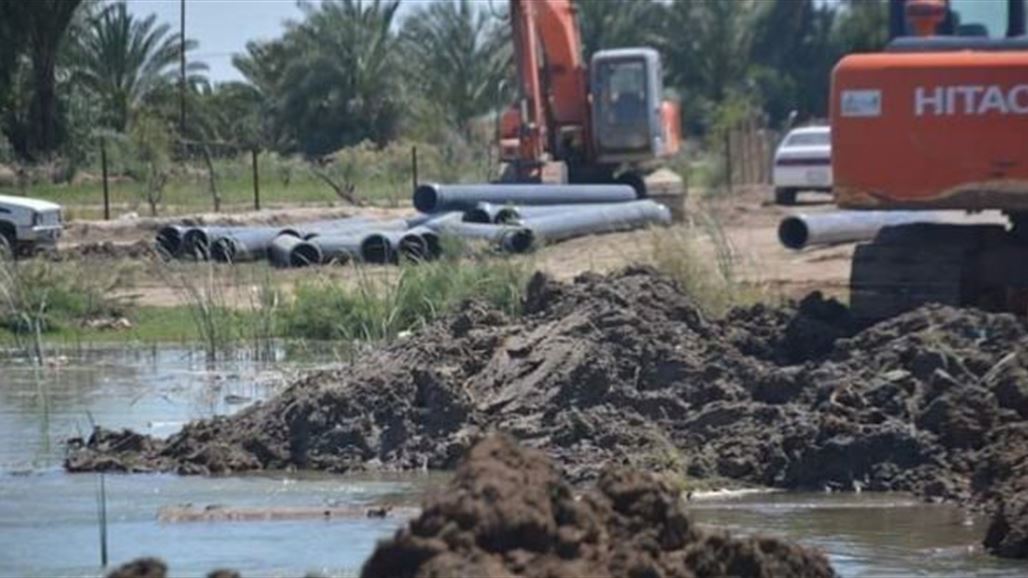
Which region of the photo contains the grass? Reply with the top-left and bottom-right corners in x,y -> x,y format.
647,213 -> 778,317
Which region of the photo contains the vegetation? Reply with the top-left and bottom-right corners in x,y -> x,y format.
0,0 -> 890,212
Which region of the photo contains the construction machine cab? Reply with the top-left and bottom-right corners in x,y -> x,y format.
590,48 -> 668,164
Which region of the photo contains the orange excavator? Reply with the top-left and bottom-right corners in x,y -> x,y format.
497,0 -> 682,200
831,0 -> 1028,320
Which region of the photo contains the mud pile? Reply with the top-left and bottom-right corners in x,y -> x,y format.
67,267 -> 1028,556
362,435 -> 835,578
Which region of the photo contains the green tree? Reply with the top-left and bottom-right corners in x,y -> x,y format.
0,0 -> 84,159
575,0 -> 664,59
76,1 -> 207,132
249,0 -> 402,157
399,0 -> 510,137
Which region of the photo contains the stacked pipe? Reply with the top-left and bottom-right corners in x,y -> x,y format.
154,182 -> 674,267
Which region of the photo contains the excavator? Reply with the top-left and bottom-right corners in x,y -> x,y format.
497,0 -> 683,212
832,0 -> 1028,320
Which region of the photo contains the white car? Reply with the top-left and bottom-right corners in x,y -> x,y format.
772,126 -> 832,205
0,194 -> 63,257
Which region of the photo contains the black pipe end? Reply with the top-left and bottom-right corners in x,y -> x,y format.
420,231 -> 442,260
413,184 -> 440,213
290,242 -> 322,267
505,229 -> 535,253
211,238 -> 236,263
361,234 -> 394,264
778,216 -> 809,250
495,208 -> 519,224
182,229 -> 210,260
463,208 -> 491,224
155,226 -> 182,256
398,233 -> 429,262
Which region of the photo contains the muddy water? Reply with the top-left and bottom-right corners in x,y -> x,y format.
1,347 -> 1027,577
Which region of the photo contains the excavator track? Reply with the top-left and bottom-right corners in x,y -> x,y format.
850,222 -> 1027,322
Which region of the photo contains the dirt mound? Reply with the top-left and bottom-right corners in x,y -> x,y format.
66,267 -> 1028,557
362,435 -> 835,578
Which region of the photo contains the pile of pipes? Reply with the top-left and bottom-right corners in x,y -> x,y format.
155,183 -> 672,268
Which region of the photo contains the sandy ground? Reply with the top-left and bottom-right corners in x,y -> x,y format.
58,186 -> 862,308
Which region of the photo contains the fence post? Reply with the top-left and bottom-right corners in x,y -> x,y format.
724,131 -> 733,194
411,145 -> 419,191
100,138 -> 110,221
251,148 -> 261,211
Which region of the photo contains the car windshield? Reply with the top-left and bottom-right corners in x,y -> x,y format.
786,132 -> 829,147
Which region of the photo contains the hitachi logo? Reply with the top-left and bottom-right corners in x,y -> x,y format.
916,85 -> 1028,116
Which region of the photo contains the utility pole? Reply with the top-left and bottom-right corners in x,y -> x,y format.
179,0 -> 186,137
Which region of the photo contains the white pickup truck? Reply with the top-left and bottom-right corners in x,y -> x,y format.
0,194 -> 63,257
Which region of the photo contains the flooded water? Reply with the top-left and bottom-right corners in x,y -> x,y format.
2,346 -> 1027,577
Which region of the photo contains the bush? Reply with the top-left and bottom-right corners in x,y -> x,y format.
282,257 -> 528,341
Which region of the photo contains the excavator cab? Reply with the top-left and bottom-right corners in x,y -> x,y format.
590,48 -> 669,164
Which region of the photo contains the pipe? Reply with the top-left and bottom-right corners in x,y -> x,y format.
520,200 -> 671,244
302,218 -> 410,240
211,228 -> 300,263
463,203 -> 503,224
269,234 -> 324,268
777,211 -> 957,250
413,183 -> 637,213
494,203 -> 627,224
434,220 -> 535,253
155,225 -> 189,256
181,226 -> 239,259
294,217 -> 378,238
311,232 -> 369,264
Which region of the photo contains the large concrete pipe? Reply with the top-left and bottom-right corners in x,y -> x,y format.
494,203 -> 627,224
211,228 -> 300,263
269,234 -> 323,268
520,200 -> 671,244
777,211 -> 957,250
413,183 -> 637,213
434,220 -> 535,253
155,225 -> 189,256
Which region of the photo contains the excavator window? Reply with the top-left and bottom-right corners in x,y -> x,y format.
593,58 -> 650,153
949,0 -> 1010,37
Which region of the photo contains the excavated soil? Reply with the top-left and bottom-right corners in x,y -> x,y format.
361,435 -> 835,578
68,267 -> 1028,558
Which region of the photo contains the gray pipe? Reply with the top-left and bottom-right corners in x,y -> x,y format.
294,217 -> 380,238
269,234 -> 323,268
303,218 -> 410,241
311,232 -> 370,264
463,203 -> 503,224
181,226 -> 239,259
778,211 -> 956,250
360,230 -> 426,264
520,200 -> 671,244
434,220 -> 534,253
495,203 -> 629,224
211,228 -> 300,263
413,183 -> 637,213
155,225 -> 189,256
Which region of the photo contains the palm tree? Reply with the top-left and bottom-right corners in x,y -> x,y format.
399,0 -> 510,137
575,0 -> 664,59
75,1 -> 206,132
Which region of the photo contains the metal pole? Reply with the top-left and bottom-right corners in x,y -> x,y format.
251,148 -> 260,211
100,138 -> 110,221
179,0 -> 186,135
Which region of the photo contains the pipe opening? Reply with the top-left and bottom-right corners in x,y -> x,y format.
398,234 -> 429,261
211,238 -> 236,263
495,208 -> 519,224
462,208 -> 491,224
156,226 -> 182,256
182,229 -> 211,260
778,216 -> 809,250
420,231 -> 442,260
361,234 -> 394,264
290,242 -> 322,267
413,184 -> 440,213
504,229 -> 535,253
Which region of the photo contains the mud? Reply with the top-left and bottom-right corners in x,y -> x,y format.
67,267 -> 1028,557
361,435 -> 835,578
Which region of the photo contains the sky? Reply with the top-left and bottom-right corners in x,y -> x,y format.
126,0 -> 434,83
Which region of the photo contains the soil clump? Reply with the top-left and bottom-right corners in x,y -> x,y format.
67,267 -> 1028,558
361,435 -> 836,578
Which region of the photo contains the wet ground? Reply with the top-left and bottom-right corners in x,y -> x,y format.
2,346 -> 1028,577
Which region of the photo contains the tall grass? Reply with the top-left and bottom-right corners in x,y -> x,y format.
282,256 -> 529,342
648,214 -> 776,317
158,259 -> 237,362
